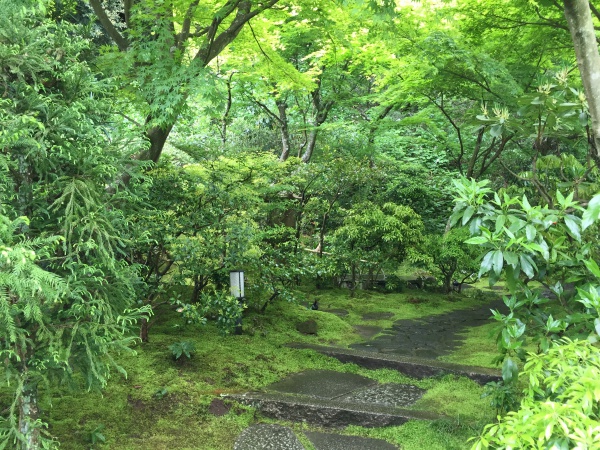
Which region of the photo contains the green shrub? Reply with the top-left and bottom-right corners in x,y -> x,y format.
472,338 -> 600,449
168,341 -> 196,360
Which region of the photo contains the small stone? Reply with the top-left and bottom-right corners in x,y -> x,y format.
297,319 -> 318,335
234,424 -> 305,450
208,397 -> 230,416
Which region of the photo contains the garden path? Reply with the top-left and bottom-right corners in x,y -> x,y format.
232,296 -> 504,449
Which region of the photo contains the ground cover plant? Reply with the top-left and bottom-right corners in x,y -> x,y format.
14,288 -> 496,450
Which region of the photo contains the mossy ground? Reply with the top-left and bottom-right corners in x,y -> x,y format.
6,286 -> 501,449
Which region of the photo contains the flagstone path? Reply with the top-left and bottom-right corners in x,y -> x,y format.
231,297 -> 504,449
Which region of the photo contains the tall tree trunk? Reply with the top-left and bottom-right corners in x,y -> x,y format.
563,0 -> 600,165
18,381 -> 40,450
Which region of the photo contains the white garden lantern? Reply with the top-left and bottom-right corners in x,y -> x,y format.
230,270 -> 245,300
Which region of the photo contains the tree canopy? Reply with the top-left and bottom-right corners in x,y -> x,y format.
2,0 -> 600,448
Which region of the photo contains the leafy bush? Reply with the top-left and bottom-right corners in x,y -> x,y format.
472,338 -> 600,449
168,341 -> 196,360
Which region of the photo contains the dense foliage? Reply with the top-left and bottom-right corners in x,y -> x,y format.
2,0 -> 600,448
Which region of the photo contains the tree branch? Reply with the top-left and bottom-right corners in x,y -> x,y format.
89,0 -> 129,51
178,0 -> 201,49
428,93 -> 465,176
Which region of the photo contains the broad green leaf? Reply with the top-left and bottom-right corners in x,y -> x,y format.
563,215 -> 581,242
520,254 -> 534,278
502,357 -> 518,383
469,217 -> 482,235
556,189 -> 565,207
504,251 -> 518,266
489,124 -> 502,137
465,236 -> 488,245
479,250 -> 494,277
495,214 -> 506,232
584,259 -> 600,278
582,194 -> 600,230
492,250 -> 503,276
525,224 -> 536,241
462,205 -> 475,225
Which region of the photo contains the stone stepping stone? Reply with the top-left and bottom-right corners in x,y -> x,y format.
227,391 -> 442,428
288,343 -> 501,385
267,370 -> 376,400
353,325 -> 383,340
340,383 -> 425,408
305,431 -> 398,450
347,298 -> 507,359
324,308 -> 349,317
361,312 -> 394,320
234,424 -> 305,450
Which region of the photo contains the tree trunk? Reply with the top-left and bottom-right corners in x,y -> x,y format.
301,128 -> 319,163
350,262 -> 357,298
277,101 -> 292,161
18,381 -> 40,450
300,84 -> 334,163
140,318 -> 149,343
563,0 -> 600,164
444,272 -> 453,294
144,124 -> 174,163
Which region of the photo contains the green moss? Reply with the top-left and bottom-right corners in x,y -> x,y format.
438,322 -> 501,368
307,288 -> 496,335
346,419 -> 483,450
411,375 -> 495,421
38,287 -> 501,449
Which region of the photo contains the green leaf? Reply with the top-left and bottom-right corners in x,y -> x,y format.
504,251 -> 518,266
479,250 -> 494,277
584,259 -> 600,278
556,189 -> 565,207
525,224 -> 536,241
563,215 -> 581,242
582,194 -> 600,230
495,214 -> 506,232
595,318 -> 600,337
464,236 -> 488,245
519,254 -> 534,278
489,124 -> 502,137
469,217 -> 482,235
502,357 -> 518,383
492,250 -> 503,276
462,205 -> 475,225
